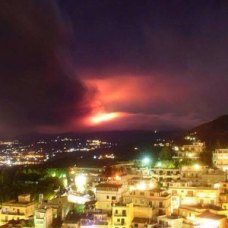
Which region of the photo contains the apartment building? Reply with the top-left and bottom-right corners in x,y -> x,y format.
96,183 -> 124,211
0,194 -> 36,225
112,202 -> 133,228
213,149 -> 228,171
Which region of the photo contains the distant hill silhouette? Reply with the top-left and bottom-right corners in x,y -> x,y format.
190,115 -> 228,150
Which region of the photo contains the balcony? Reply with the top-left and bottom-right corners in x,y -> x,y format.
114,213 -> 127,217
113,222 -> 126,226
1,211 -> 25,216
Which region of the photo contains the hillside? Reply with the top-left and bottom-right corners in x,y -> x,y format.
190,115 -> 228,149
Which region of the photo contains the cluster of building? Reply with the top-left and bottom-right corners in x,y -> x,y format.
62,150 -> 228,228
1,162 -> 228,227
0,193 -> 74,228
0,151 -> 47,166
0,138 -> 116,167
0,137 -> 228,228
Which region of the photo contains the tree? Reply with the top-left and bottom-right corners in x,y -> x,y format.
158,147 -> 172,161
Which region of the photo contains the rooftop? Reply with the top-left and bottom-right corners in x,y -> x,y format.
198,211 -> 226,220
96,183 -> 122,189
64,211 -> 81,223
180,204 -> 223,211
132,217 -> 156,224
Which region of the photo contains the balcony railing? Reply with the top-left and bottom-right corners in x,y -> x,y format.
114,213 -> 127,217
1,211 -> 25,215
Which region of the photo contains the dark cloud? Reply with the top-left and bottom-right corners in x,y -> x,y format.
62,0 -> 228,124
0,0 -> 228,134
0,1 -> 92,135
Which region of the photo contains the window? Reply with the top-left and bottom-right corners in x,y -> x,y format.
134,223 -> 138,227
140,191 -> 144,196
115,210 -> 118,214
112,196 -> 116,200
106,195 -> 109,199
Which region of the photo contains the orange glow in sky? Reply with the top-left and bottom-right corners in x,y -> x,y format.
90,112 -> 120,125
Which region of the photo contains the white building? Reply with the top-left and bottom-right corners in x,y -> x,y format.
95,183 -> 124,211
157,215 -> 183,228
0,194 -> 36,225
176,142 -> 205,160
34,207 -> 53,228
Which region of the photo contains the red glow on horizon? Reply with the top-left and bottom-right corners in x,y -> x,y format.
89,112 -> 120,125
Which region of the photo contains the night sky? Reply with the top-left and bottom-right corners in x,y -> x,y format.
0,0 -> 227,135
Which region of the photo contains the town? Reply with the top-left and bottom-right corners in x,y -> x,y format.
0,0 -> 228,227
0,132 -> 227,228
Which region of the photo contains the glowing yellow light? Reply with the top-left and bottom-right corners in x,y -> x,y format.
115,175 -> 121,181
149,182 -> 155,189
75,174 -> 87,193
70,170 -> 75,175
213,183 -> 220,189
137,182 -> 146,191
193,164 -> 201,170
90,112 -> 119,124
198,192 -> 205,198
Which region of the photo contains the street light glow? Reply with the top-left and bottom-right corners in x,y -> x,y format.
75,174 -> 87,193
142,157 -> 151,166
